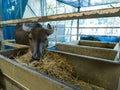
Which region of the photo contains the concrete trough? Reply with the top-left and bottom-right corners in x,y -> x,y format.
56,40 -> 118,61
0,48 -> 120,90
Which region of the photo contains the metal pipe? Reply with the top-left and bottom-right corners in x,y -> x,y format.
77,7 -> 80,40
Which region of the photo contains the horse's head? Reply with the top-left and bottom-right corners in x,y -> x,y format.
15,22 -> 53,61
15,22 -> 53,60
23,23 -> 53,61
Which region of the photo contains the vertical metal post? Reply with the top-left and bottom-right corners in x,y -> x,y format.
41,0 -> 44,17
118,36 -> 120,61
20,0 -> 22,18
40,0 -> 46,25
117,78 -> 120,90
77,7 -> 80,40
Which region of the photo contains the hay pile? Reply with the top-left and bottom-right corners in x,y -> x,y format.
15,50 -> 106,90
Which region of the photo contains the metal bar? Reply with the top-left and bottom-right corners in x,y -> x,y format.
77,7 -> 80,40
2,24 -> 120,28
27,4 -> 38,17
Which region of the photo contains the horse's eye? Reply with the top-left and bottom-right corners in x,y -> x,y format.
29,37 -> 32,40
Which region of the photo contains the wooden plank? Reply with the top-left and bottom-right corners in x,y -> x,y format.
0,73 -> 29,90
78,40 -> 116,49
3,39 -> 15,42
2,41 -> 29,48
0,7 -> 120,25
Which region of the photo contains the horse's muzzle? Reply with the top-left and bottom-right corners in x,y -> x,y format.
29,56 -> 41,62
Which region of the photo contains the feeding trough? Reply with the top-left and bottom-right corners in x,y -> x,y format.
0,48 -> 120,90
56,40 -> 119,61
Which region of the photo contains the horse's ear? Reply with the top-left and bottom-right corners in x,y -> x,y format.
47,23 -> 52,29
46,23 -> 54,35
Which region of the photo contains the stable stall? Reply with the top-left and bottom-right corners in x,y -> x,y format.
0,0 -> 120,90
